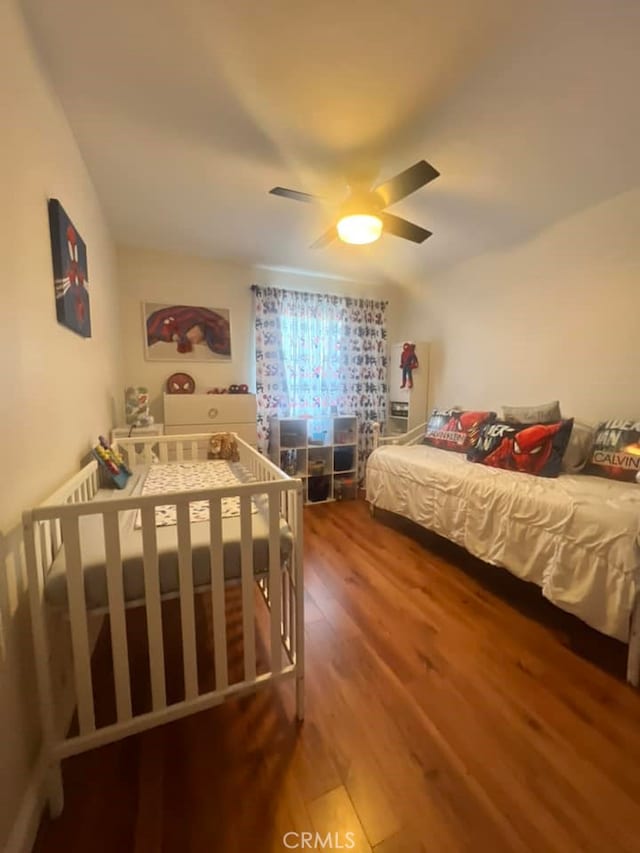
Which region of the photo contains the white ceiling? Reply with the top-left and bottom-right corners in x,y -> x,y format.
23,0 -> 640,286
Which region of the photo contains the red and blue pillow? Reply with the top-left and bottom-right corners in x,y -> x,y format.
424,409 -> 496,453
468,419 -> 574,478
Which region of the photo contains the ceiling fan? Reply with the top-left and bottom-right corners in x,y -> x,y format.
269,159 -> 439,248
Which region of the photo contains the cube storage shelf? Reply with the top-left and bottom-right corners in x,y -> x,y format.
270,416 -> 358,504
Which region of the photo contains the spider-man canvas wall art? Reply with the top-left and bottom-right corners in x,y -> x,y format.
48,199 -> 91,337
143,302 -> 231,362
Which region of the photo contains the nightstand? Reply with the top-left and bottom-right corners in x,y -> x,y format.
111,423 -> 164,442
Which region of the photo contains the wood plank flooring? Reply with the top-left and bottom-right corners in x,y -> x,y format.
34,500 -> 640,852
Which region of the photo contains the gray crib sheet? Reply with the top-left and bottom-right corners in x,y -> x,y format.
45,469 -> 294,610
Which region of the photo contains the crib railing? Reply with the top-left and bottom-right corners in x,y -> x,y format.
23,433 -> 304,817
113,431 -> 280,468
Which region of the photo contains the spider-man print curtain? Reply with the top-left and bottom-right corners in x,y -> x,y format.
252,285 -> 388,475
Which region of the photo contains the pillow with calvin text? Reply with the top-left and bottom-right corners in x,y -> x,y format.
423,409 -> 496,453
468,418 -> 574,478
586,419 -> 640,483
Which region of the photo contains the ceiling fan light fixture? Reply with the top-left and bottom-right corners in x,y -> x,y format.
271,160 -> 439,248
336,213 -> 383,245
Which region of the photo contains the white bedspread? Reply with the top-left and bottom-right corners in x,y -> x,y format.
366,444 -> 640,640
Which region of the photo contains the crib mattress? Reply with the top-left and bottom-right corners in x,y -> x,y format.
45,469 -> 294,610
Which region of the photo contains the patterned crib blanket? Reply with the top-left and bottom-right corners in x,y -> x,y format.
134,461 -> 258,529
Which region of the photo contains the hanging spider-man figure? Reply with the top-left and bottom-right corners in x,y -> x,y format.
400,342 -> 419,388
482,421 -> 566,475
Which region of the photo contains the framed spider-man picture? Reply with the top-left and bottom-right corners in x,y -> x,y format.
143,302 -> 232,362
48,199 -> 91,338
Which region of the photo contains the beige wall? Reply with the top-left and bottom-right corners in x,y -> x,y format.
400,187 -> 639,423
0,2 -> 121,848
117,245 -> 404,424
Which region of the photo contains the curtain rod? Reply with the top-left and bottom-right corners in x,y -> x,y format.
250,283 -> 388,307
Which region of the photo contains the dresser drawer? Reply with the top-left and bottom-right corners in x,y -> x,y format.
163,394 -> 256,426
165,422 -> 257,447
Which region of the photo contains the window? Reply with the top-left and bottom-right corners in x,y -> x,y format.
253,285 -> 388,470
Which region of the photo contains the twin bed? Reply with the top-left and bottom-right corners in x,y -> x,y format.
23,433 -> 304,817
367,423 -> 640,686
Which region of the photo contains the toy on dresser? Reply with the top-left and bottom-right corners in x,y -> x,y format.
207,384 -> 249,394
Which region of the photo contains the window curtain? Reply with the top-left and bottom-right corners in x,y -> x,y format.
253,285 -> 388,475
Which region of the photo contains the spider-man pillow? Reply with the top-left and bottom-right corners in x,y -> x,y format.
467,418 -> 574,478
423,409 -> 496,453
586,420 -> 640,483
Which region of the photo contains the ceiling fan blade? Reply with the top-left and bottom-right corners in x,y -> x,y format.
375,160 -> 439,207
269,186 -> 322,204
310,226 -> 337,249
381,212 -> 432,243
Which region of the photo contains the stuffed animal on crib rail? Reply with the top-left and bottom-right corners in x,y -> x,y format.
400,342 -> 419,389
208,432 -> 240,462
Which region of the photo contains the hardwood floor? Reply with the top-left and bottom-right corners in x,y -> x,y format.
34,500 -> 640,852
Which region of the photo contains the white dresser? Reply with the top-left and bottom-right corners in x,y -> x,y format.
163,394 -> 257,447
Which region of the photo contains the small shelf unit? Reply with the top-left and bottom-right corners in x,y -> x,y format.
270,415 -> 358,504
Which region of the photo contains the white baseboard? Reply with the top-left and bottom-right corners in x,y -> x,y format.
4,753 -> 46,853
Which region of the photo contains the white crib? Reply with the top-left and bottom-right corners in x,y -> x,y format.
23,433 -> 304,817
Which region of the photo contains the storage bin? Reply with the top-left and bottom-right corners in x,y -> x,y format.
308,476 -> 331,502
333,447 -> 354,472
308,460 -> 325,476
334,477 -> 356,501
281,429 -> 303,447
281,449 -> 298,476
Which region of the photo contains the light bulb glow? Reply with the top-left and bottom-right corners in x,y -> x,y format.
336,214 -> 383,245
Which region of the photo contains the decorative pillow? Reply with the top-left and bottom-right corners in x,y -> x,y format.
562,420 -> 596,474
424,409 -> 496,453
502,400 -> 561,424
468,418 -> 574,478
586,420 -> 640,482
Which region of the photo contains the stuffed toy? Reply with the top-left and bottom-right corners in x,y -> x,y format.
124,386 -> 154,426
400,342 -> 419,389
208,432 -> 240,462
